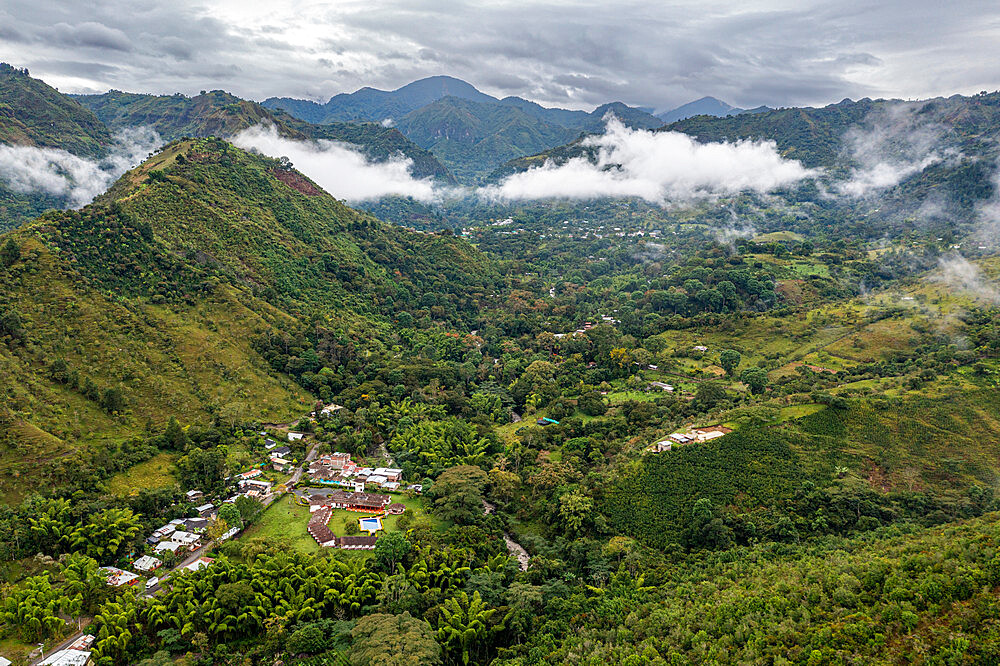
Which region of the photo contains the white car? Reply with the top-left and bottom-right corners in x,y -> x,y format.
145,577 -> 159,590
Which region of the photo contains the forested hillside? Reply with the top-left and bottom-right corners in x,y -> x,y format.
0,137 -> 497,501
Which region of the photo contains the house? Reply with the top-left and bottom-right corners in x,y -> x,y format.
168,530 -> 201,550
133,555 -> 162,572
240,469 -> 263,480
382,481 -> 400,491
154,540 -> 184,554
287,432 -> 305,441
39,637 -> 93,666
406,484 -> 423,494
336,535 -> 378,550
269,445 -> 292,458
185,489 -> 204,501
669,432 -> 694,444
239,479 -> 272,494
373,467 -> 403,483
264,438 -> 278,449
328,452 -> 352,469
195,503 -> 215,518
386,503 -> 406,515
184,517 -> 208,532
100,566 -> 140,587
184,557 -> 214,573
693,345 -> 708,352
353,480 -> 366,492
319,403 -> 344,417
271,457 -> 293,472
366,474 -> 388,487
648,381 -> 674,392
654,440 -> 672,452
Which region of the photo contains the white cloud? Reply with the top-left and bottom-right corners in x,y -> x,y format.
836,103 -> 951,197
481,117 -> 816,204
935,253 -> 999,303
231,125 -> 440,203
0,127 -> 161,207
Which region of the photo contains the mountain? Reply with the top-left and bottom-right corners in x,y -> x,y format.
263,75 -> 498,124
0,64 -> 114,229
0,137 -> 497,501
497,97 -> 663,132
74,89 -> 455,182
394,96 -> 581,182
264,76 -> 663,182
0,63 -> 111,157
656,95 -> 744,123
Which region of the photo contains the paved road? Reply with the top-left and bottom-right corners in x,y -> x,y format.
288,441 -> 320,485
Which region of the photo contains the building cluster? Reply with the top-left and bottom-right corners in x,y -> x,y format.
264,438 -> 294,472
37,635 -> 94,666
653,426 -> 732,452
306,451 -> 406,492
304,490 -> 407,549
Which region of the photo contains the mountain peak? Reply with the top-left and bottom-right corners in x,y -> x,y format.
657,96 -> 742,123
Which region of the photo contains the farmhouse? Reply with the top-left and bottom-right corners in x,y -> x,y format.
239,469 -> 262,480
287,432 -> 305,441
271,457 -> 293,472
239,479 -> 273,494
185,489 -> 204,501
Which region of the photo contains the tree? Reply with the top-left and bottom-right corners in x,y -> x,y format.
0,238 -> 20,267
218,503 -> 243,531
578,391 -> 608,416
693,382 -> 727,410
162,417 -> 189,450
235,495 -> 264,525
741,367 -> 769,395
558,489 -> 593,534
350,612 -> 441,665
436,590 -> 505,665
287,623 -> 328,655
431,465 -> 489,523
719,349 -> 741,376
373,531 -> 411,571
176,447 -> 226,491
205,517 -> 229,542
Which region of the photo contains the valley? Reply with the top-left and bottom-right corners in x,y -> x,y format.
0,54 -> 999,666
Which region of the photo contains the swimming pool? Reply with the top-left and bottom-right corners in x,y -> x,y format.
358,516 -> 382,534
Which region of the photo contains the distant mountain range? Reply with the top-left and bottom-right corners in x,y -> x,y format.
263,76 -> 667,181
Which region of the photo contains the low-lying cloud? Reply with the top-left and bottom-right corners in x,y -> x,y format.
231,125 -> 438,203
481,117 -> 815,205
935,253 -> 1000,304
0,127 -> 161,206
837,103 -> 951,197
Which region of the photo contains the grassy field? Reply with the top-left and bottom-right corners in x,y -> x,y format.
107,452 -> 178,497
241,493 -> 322,555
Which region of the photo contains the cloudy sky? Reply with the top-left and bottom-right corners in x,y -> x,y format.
1,0 -> 998,112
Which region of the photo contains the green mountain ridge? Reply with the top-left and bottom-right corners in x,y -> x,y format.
0,136 -> 497,501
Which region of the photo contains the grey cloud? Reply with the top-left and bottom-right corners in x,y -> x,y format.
0,0 -> 998,112
45,21 -> 133,52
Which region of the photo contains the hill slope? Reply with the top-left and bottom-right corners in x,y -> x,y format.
0,64 -> 115,229
0,137 -> 498,500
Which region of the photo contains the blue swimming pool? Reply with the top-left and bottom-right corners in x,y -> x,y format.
359,516 -> 382,533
